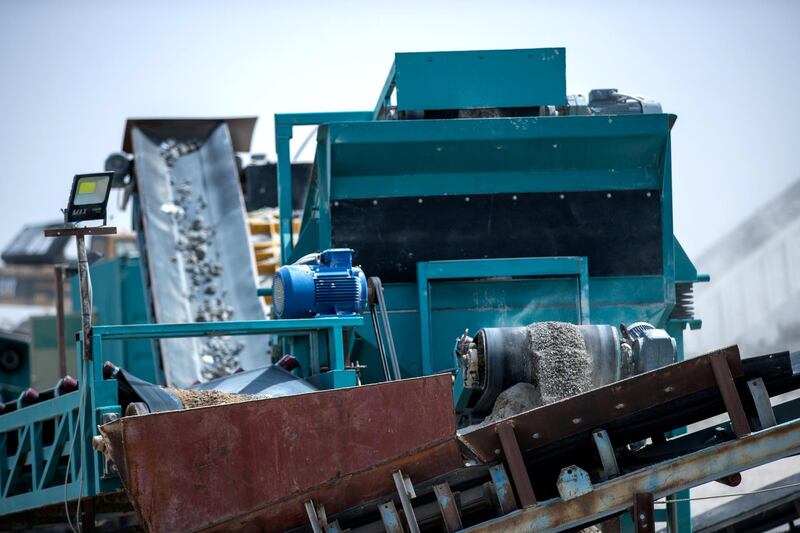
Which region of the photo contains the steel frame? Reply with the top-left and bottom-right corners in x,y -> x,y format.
416,256 -> 590,376
462,418 -> 800,532
272,49 -> 707,530
0,316 -> 362,517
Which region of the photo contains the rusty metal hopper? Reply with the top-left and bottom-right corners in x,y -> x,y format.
100,374 -> 462,532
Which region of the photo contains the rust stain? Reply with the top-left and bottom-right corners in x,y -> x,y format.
101,374 -> 461,533
458,346 -> 743,462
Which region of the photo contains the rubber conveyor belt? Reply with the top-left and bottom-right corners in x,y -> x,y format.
132,121 -> 266,386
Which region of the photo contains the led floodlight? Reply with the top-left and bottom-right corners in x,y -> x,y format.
66,172 -> 113,224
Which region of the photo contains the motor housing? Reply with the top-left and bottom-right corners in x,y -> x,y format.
272,249 -> 368,319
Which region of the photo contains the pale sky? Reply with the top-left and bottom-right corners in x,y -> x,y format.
1,0 -> 799,261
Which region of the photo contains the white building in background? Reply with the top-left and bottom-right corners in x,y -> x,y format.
686,178 -> 800,358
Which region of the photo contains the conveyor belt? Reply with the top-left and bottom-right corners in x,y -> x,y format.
131,120 -> 267,386
288,348 -> 800,532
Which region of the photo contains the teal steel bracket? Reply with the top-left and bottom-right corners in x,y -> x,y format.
416,256 -> 590,375
93,317 -> 363,386
274,112 -> 373,264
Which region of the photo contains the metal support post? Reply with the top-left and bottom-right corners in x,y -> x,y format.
633,492 -> 654,533
748,377 -> 777,429
592,429 -> 620,480
392,470 -> 420,533
76,234 -> 92,362
81,497 -> 96,533
434,482 -> 463,532
709,351 -> 750,437
54,264 -> 67,377
379,501 -> 404,533
275,125 -> 294,264
304,500 -> 324,533
495,421 -> 537,507
489,464 -> 518,514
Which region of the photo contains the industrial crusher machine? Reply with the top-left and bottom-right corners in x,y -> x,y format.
0,48 -> 798,532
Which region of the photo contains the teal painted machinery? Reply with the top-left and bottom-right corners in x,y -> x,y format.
271,47 -> 705,531
70,256 -> 159,384
275,48 -> 706,402
0,48 -> 712,529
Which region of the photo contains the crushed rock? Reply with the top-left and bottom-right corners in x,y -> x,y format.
169,388 -> 263,409
528,321 -> 592,405
487,322 -> 593,422
484,383 -> 541,423
159,138 -> 244,380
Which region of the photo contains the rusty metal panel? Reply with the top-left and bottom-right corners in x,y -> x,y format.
101,374 -> 462,533
459,346 -> 743,463
710,351 -> 751,436
495,422 -> 537,507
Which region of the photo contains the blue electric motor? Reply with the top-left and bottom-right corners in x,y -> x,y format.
272,249 -> 368,319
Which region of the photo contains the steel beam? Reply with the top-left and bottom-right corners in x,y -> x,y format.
91,316 -> 363,340
748,378 -> 777,429
710,351 -> 750,436
392,470 -> 420,533
592,429 -> 620,480
633,493 -> 654,533
433,483 -> 463,532
496,422 -> 537,508
461,419 -> 800,532
378,501 -> 404,533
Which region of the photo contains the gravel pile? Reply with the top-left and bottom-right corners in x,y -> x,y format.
484,383 -> 540,424
169,388 -> 263,409
486,321 -> 594,422
527,321 -> 592,404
